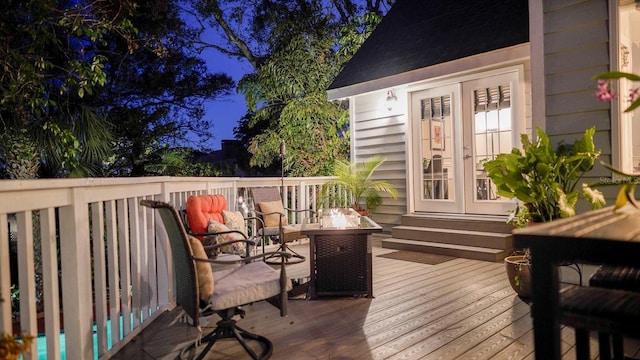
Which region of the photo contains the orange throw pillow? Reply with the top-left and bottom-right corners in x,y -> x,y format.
186,195 -> 227,238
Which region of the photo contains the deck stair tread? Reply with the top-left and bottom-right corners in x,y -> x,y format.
386,213 -> 514,262
393,225 -> 512,237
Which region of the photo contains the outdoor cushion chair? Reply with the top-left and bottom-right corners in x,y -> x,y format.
584,265 -> 640,360
250,187 -> 316,264
140,199 -> 292,360
184,194 -> 266,258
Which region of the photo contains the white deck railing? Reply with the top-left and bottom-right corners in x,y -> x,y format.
0,176 -> 348,359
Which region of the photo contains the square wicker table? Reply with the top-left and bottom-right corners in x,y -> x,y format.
301,212 -> 382,299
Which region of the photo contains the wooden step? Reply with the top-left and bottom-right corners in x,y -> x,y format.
382,238 -> 511,262
389,213 -> 514,262
400,214 -> 514,233
391,225 -> 513,250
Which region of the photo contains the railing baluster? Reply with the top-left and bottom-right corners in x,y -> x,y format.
41,208 -> 61,360
91,201 -> 109,356
16,211 -> 37,358
0,213 -> 10,332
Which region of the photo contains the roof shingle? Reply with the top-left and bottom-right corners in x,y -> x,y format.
328,0 -> 530,90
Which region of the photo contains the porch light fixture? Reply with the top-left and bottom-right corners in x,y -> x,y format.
385,89 -> 397,111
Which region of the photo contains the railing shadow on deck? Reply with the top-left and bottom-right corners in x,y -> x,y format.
0,176 -> 353,359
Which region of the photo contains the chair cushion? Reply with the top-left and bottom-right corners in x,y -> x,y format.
223,210 -> 247,236
186,195 -> 227,238
281,224 -> 305,243
258,200 -> 287,227
188,235 -> 214,302
208,261 -> 292,310
207,220 -> 246,254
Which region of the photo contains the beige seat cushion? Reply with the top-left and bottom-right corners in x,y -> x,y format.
281,224 -> 305,243
188,235 -> 214,302
258,200 -> 287,227
208,261 -> 292,310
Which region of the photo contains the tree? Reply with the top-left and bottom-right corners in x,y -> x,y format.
1,0 -> 236,178
188,0 -> 390,176
0,0 -> 140,178
95,2 -> 235,176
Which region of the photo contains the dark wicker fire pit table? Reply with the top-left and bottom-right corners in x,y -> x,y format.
301,209 -> 382,299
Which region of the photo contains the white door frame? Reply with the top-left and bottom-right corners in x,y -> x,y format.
408,65 -> 526,215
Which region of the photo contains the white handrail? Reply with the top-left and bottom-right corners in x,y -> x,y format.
0,176 -> 342,359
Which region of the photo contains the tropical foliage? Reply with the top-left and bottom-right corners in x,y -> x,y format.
321,156 -> 398,212
0,0 -> 138,178
483,127 -> 605,225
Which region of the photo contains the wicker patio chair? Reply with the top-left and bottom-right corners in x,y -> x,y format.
183,194 -> 267,258
250,187 -> 316,264
140,199 -> 292,359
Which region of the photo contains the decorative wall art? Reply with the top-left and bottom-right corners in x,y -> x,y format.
431,120 -> 444,150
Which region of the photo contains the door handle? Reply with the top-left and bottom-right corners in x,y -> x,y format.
464,154 -> 473,159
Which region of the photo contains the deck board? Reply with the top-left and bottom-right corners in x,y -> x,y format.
111,239 -> 637,359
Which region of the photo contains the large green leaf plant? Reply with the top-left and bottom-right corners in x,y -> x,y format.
483,126 -> 605,226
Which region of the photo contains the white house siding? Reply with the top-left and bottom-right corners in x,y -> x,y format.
351,89 -> 408,231
349,57 -> 533,226
539,0 -> 616,207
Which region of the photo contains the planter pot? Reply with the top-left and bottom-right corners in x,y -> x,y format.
504,255 -> 532,299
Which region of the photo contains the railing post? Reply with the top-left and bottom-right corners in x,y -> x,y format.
0,214 -> 10,332
41,208 -> 61,360
16,211 -> 37,358
156,182 -> 172,307
58,188 -> 94,359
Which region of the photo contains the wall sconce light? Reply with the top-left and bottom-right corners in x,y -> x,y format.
385,89 -> 397,111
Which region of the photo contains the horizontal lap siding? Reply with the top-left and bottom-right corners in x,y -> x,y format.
543,0 -> 612,204
353,90 -> 408,230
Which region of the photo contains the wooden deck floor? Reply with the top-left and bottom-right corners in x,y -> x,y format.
112,238 -> 640,359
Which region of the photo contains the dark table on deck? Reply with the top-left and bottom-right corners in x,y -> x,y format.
513,206 -> 640,360
301,215 -> 382,299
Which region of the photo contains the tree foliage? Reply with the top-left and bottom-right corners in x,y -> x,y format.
0,0 -> 140,178
188,0 -> 390,176
96,1 -> 235,176
0,0 -> 235,178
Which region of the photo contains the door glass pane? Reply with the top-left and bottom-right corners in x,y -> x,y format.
474,85 -> 512,201
421,96 -> 453,200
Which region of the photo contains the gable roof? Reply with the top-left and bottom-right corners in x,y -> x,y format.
328,0 -> 529,94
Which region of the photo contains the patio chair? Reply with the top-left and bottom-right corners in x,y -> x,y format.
183,194 -> 266,258
250,187 -> 316,264
140,199 -> 292,359
585,265 -> 640,360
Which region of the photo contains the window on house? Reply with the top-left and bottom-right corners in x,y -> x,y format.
474,85 -> 512,200
421,95 -> 451,200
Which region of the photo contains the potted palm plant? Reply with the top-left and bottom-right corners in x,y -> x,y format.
483,126 -> 606,298
321,156 -> 398,216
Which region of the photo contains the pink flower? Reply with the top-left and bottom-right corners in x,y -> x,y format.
595,80 -> 616,101
628,87 -> 640,103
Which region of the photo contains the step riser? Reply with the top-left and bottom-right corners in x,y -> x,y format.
391,227 -> 512,249
381,240 -> 510,262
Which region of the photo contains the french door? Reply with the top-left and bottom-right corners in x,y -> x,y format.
412,70 -> 522,215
